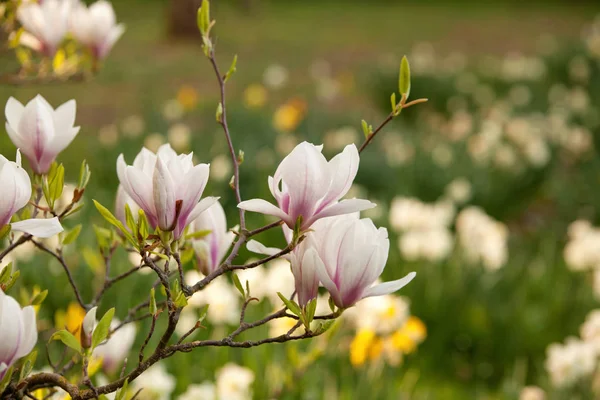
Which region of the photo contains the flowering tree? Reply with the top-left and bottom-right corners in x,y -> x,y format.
0,1 -> 427,399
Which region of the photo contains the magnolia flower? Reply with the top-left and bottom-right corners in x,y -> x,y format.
0,151 -> 63,238
238,142 -> 375,231
189,201 -> 235,275
115,185 -> 140,227
0,289 -> 37,380
216,363 -> 254,400
93,319 -> 136,373
117,144 -> 218,238
308,215 -> 415,309
5,95 -> 80,175
70,0 -> 125,60
131,363 -> 175,400
16,0 -> 71,56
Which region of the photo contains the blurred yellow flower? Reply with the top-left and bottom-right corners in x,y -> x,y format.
88,355 -> 103,377
273,98 -> 307,133
243,84 -> 268,109
55,302 -> 86,340
350,328 -> 376,366
391,316 -> 427,354
177,85 -> 199,111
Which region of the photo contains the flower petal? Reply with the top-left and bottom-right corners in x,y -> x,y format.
14,306 -> 37,360
237,199 -> 292,225
312,247 -> 342,307
309,198 -> 376,225
246,240 -> 281,256
153,156 -> 177,230
361,272 -> 416,299
11,217 -> 63,238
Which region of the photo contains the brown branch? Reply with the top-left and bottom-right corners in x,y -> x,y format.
208,50 -> 245,229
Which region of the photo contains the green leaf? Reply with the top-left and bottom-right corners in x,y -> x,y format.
0,366 -> 13,393
4,270 -> 20,291
197,0 -> 210,34
184,229 -> 212,240
49,163 -> 65,206
83,246 -> 105,273
18,350 -> 37,381
215,102 -> 223,123
277,292 -> 301,317
197,304 -> 209,323
64,203 -> 85,219
78,160 -> 91,189
399,55 -> 411,98
172,280 -> 188,308
115,378 -> 129,400
0,224 -> 10,241
50,330 -> 82,354
138,209 -> 149,240
93,200 -> 136,248
305,298 -> 317,324
231,273 -> 245,298
328,296 -> 336,313
224,54 -> 238,82
0,263 -> 13,285
149,288 -> 157,315
30,290 -> 48,306
315,320 -> 336,335
361,119 -> 370,138
61,224 -> 82,245
124,204 -> 136,235
92,308 -> 115,349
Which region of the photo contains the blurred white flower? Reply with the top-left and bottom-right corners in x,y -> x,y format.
144,133 -> 166,153
162,99 -> 184,121
564,220 -> 600,271
178,382 -> 216,400
93,319 -> 136,374
17,0 -> 70,56
545,338 -> 597,388
398,228 -> 454,262
131,363 -> 175,400
445,178 -> 472,205
121,115 -> 145,138
265,259 -> 295,306
98,124 -> 119,148
167,123 -> 191,152
210,154 -> 232,182
345,295 -> 410,335
519,386 -> 545,400
580,310 -> 600,352
323,126 -> 359,152
389,197 -> 455,232
187,277 -> 240,325
263,64 -> 289,89
216,363 -> 254,400
235,264 -> 268,300
456,207 -> 508,271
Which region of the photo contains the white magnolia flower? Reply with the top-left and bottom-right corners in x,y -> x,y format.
117,144 -> 218,238
0,150 -> 62,238
17,0 -> 71,56
70,0 -> 125,60
189,201 -> 235,275
5,95 -> 80,175
545,338 -> 597,388
0,289 -> 37,380
238,142 -> 375,231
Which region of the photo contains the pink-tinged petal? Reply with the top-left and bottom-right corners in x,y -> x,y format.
99,24 -> 125,59
361,272 -> 416,299
0,163 -> 24,226
5,123 -> 26,151
308,199 -> 376,226
238,199 -> 292,226
47,99 -> 79,154
185,197 -> 220,226
14,306 -> 37,360
296,247 -> 320,306
132,148 -> 156,174
179,164 -> 209,218
0,293 -> 24,365
11,217 -> 63,238
320,144 -> 359,208
18,97 -> 56,167
5,97 -> 25,132
246,240 -> 281,256
124,166 -> 155,218
312,248 -> 342,307
153,157 -> 177,230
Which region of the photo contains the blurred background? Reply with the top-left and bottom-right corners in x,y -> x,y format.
3,0 -> 600,399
